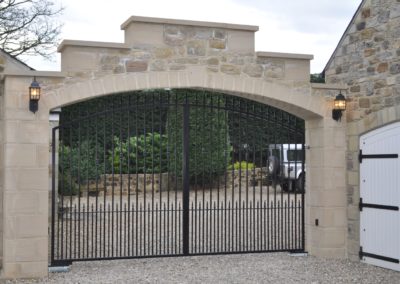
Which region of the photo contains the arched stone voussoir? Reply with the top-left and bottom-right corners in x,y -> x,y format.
44,70 -> 325,119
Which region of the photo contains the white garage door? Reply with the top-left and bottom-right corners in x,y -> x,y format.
360,121 -> 400,271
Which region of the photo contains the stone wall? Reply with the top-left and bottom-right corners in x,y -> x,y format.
58,17 -> 311,86
325,0 -> 400,120
81,168 -> 269,197
325,0 -> 400,260
85,173 -> 173,196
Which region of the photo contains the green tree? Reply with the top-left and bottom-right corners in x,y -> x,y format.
0,0 -> 63,59
310,73 -> 325,83
167,89 -> 232,185
59,90 -> 168,149
226,98 -> 304,166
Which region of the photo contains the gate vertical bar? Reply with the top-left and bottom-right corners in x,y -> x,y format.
182,101 -> 190,255
301,137 -> 306,250
51,127 -> 57,265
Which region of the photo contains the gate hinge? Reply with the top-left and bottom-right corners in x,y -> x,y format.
359,246 -> 400,263
359,197 -> 399,211
359,149 -> 398,163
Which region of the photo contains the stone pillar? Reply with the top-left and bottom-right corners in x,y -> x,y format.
1,76 -> 49,278
305,113 -> 347,258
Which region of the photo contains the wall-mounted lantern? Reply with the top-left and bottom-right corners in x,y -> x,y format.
332,93 -> 346,121
29,76 -> 41,113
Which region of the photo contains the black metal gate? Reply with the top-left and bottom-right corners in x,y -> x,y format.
51,89 -> 305,266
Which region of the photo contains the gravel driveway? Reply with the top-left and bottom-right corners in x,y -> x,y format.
7,253 -> 400,284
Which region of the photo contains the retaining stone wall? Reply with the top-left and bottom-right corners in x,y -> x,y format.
80,168 -> 268,197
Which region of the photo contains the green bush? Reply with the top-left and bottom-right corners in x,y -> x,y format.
59,140 -> 103,184
110,132 -> 168,174
227,161 -> 255,170
167,90 -> 232,185
58,174 -> 79,196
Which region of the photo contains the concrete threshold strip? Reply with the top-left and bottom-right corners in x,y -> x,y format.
48,266 -> 70,273
289,252 -> 309,257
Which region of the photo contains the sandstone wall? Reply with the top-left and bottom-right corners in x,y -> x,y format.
325,0 -> 400,260
58,19 -> 311,86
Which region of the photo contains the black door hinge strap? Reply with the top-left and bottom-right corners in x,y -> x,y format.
359,198 -> 399,211
359,246 -> 399,263
359,149 -> 398,163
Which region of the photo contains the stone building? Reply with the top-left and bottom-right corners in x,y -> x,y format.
324,0 -> 400,261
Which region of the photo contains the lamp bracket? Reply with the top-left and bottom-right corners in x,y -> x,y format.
332,109 -> 342,121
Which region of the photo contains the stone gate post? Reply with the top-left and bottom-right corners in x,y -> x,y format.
305,84 -> 348,258
1,73 -> 62,278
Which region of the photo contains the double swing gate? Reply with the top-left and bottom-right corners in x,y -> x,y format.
51,89 -> 305,266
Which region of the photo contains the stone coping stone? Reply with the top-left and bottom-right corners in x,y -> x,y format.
121,15 -> 259,32
57,40 -> 130,53
256,51 -> 313,60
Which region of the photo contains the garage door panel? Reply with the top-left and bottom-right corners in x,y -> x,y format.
360,121 -> 400,272
360,209 -> 399,259
361,159 -> 398,206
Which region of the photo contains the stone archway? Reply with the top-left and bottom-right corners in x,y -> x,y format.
0,16 -> 347,279
44,70 -> 325,120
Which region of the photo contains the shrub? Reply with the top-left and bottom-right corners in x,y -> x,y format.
58,174 -> 79,196
59,140 -> 103,184
110,132 -> 168,174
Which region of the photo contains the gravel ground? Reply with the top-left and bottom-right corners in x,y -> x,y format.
6,253 -> 400,284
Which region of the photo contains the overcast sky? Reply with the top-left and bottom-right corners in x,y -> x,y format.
23,0 -> 362,73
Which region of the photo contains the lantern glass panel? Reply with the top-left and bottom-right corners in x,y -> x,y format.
29,86 -> 41,100
334,99 -> 346,110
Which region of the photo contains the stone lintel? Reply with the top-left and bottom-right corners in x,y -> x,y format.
57,40 -> 130,53
256,51 -> 314,60
121,15 -> 259,32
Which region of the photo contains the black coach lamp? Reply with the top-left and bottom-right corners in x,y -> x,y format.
332,93 -> 346,121
29,76 -> 41,113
